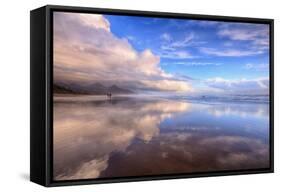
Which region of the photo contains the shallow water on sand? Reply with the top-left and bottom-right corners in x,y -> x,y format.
53,95 -> 269,180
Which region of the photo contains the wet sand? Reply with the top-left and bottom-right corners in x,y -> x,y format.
53,95 -> 269,180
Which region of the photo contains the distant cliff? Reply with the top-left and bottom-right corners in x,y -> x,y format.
53,82 -> 134,95
53,84 -> 78,94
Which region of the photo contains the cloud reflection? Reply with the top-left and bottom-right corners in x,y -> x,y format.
205,103 -> 269,118
100,133 -> 269,178
53,97 -> 189,180
54,96 -> 269,180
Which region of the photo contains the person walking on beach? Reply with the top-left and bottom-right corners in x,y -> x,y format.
107,92 -> 112,100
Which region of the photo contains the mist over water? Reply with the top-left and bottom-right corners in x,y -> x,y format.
53,95 -> 269,180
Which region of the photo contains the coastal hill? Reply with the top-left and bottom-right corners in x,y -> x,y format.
53,84 -> 78,94
53,83 -> 133,95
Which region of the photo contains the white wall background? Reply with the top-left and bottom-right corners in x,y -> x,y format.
0,0 -> 279,191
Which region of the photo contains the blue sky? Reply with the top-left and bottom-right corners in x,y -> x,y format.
54,12 -> 270,95
106,15 -> 269,80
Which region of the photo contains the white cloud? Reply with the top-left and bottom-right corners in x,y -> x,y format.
77,13 -> 111,32
200,24 -> 269,57
160,33 -> 172,41
171,61 -> 221,66
141,80 -> 193,92
159,50 -> 194,59
244,63 -> 269,71
54,12 -> 191,92
196,20 -> 222,27
159,33 -> 204,59
170,33 -> 194,48
161,33 -> 204,50
200,47 -> 263,57
218,27 -> 268,43
160,45 -> 176,51
219,29 -> 257,41
205,77 -> 269,94
218,24 -> 269,49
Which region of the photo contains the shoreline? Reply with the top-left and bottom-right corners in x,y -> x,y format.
53,93 -> 269,105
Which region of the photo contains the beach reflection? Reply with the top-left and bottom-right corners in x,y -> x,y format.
53,96 -> 269,180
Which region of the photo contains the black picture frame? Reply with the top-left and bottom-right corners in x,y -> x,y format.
30,4 -> 274,187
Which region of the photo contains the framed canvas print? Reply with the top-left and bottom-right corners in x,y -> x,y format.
30,5 -> 274,187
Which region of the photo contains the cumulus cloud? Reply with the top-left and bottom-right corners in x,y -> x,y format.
205,77 -> 269,94
141,80 -> 193,92
54,12 -> 191,92
77,14 -> 111,32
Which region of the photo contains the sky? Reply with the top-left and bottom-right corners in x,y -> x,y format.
53,12 -> 270,95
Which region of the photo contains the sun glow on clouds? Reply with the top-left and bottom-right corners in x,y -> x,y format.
54,12 -> 191,92
77,14 -> 111,32
54,13 -> 269,95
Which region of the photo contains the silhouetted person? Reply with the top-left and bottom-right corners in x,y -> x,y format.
107,92 -> 112,100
